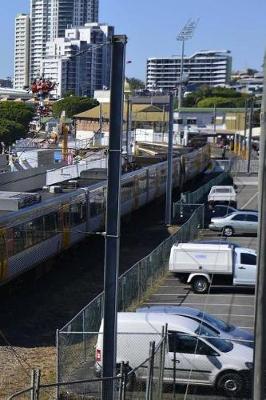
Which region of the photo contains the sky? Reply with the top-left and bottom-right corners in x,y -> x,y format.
1,0 -> 266,81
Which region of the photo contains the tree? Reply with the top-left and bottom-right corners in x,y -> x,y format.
52,96 -> 98,118
0,102 -> 34,128
182,85 -> 250,108
0,119 -> 26,145
197,97 -> 247,108
126,77 -> 145,91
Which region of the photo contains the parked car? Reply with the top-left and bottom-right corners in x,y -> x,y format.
169,242 -> 257,293
208,186 -> 237,208
209,211 -> 258,236
136,305 -> 254,347
204,204 -> 237,227
95,313 -> 253,396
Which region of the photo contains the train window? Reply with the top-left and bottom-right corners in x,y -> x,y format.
160,168 -> 167,185
24,217 -> 44,247
148,168 -> 156,186
90,189 -> 104,217
138,173 -> 147,193
44,212 -> 59,239
121,180 -> 134,202
13,224 -> 27,254
70,199 -> 87,226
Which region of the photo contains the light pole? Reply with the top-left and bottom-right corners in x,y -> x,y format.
165,92 -> 174,225
177,19 -> 198,109
102,34 -> 127,400
253,51 -> 266,400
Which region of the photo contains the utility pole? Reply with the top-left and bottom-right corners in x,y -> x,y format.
125,97 -> 130,156
99,102 -> 103,133
247,97 -> 254,173
165,92 -> 174,225
213,104 -> 217,137
102,35 -> 127,400
253,52 -> 266,400
244,98 -> 248,157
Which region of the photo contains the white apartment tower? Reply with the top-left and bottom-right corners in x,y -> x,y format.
29,0 -> 99,82
146,50 -> 232,91
41,23 -> 113,98
14,14 -> 30,89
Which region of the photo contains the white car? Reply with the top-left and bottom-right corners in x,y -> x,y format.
95,312 -> 253,396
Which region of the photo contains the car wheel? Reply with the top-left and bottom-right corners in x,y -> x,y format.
217,371 -> 244,396
192,276 -> 209,294
223,226 -> 234,237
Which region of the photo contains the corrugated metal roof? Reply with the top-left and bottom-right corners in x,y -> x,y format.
74,103 -> 166,122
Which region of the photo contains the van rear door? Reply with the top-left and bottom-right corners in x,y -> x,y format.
233,249 -> 257,285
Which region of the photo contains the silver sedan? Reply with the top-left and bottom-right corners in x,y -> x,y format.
209,211 -> 258,237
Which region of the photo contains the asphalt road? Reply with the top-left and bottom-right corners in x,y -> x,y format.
141,177 -> 258,399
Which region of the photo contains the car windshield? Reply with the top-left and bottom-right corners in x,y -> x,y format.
197,311 -> 234,332
195,325 -> 233,352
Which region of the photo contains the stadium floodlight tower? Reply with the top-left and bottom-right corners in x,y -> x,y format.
177,18 -> 199,108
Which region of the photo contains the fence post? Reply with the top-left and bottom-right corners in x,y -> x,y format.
56,329 -> 59,400
145,341 -> 155,400
30,370 -> 35,400
158,325 -> 167,399
31,369 -> 41,400
118,362 -> 126,400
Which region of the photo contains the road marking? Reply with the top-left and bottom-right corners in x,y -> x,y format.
145,301 -> 254,308
157,289 -> 255,298
240,191 -> 258,209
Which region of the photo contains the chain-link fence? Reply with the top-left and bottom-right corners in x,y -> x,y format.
57,205 -> 204,393
173,172 -> 231,216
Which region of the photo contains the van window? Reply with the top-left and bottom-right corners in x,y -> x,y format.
168,332 -> 216,355
215,188 -> 230,193
241,253 -> 257,265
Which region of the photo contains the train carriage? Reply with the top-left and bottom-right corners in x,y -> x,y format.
0,145 -> 210,286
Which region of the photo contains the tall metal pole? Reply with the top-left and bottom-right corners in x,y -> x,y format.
243,98 -> 248,158
99,102 -> 103,133
253,52 -> 266,400
102,35 -> 127,400
247,97 -> 254,173
125,97 -> 130,156
165,92 -> 174,225
178,40 -> 185,109
213,104 -> 217,137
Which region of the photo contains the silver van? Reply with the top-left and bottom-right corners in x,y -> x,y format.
95,312 -> 253,396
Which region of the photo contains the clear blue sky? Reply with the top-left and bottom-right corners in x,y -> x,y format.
1,0 -> 265,81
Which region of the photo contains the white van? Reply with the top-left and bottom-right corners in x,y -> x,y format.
95,312 -> 252,396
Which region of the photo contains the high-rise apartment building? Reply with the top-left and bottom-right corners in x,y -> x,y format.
29,0 -> 99,82
146,50 -> 232,91
14,14 -> 30,89
41,23 -> 113,98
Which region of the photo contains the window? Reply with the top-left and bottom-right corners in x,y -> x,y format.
246,214 -> 258,222
187,118 -> 197,125
241,253 -> 257,265
231,214 -> 247,221
168,331 -> 216,355
215,188 -> 230,194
